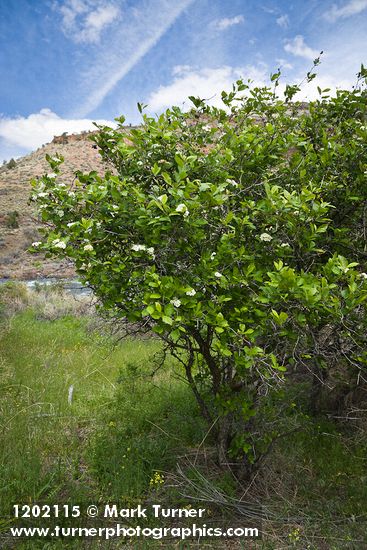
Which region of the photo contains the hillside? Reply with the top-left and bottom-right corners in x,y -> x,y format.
0,131 -> 110,279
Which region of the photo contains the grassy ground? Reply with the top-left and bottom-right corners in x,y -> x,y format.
0,301 -> 207,548
0,285 -> 366,549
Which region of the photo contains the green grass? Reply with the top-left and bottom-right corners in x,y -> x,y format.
0,309 -> 206,548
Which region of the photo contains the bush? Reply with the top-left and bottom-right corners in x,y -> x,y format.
5,210 -> 19,228
0,281 -> 29,317
7,158 -> 16,169
31,64 -> 367,476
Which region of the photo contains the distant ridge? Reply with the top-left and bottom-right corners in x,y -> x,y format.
0,131 -> 109,279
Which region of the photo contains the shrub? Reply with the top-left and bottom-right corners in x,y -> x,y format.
5,210 -> 19,229
7,158 -> 16,169
31,64 -> 367,476
0,281 -> 29,317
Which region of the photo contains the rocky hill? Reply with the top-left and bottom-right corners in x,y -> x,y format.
0,131 -> 110,279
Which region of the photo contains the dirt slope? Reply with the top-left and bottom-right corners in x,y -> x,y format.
0,132 -> 109,279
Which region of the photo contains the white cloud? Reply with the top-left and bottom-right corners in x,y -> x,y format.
281,34 -> 362,101
75,0 -> 195,116
276,14 -> 289,29
276,58 -> 293,70
172,65 -> 192,75
146,65 -> 268,112
210,15 -> 245,31
79,4 -> 120,43
298,72 -> 356,100
324,0 -> 367,22
284,35 -> 319,60
0,108 -> 114,152
58,0 -> 120,44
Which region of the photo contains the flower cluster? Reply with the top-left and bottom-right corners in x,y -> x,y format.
131,244 -> 155,255
52,239 -> 66,249
186,289 -> 196,296
175,203 -> 190,217
259,233 -> 273,242
149,471 -> 164,487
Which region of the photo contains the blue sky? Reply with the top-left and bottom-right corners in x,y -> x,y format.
0,0 -> 366,161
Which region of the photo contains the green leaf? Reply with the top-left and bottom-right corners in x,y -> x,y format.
162,172 -> 172,185
162,315 -> 173,325
151,163 -> 161,176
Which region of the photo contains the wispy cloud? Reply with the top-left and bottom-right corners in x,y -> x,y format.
0,109 -> 114,152
74,0 -> 195,117
210,15 -> 245,31
146,64 -> 268,112
58,0 -> 120,44
323,0 -> 367,22
276,14 -> 289,29
284,35 -> 319,60
276,58 -> 293,70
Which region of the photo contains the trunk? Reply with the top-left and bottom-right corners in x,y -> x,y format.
217,414 -> 233,469
217,415 -> 255,480
309,366 -> 327,414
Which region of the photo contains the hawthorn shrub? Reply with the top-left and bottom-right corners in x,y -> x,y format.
31,67 -> 367,476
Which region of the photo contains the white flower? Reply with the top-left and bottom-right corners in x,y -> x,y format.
52,239 -> 60,244
147,247 -> 155,255
98,185 -> 105,190
32,241 -> 42,247
280,242 -> 290,247
137,161 -> 143,166
170,298 -> 181,308
67,222 -> 77,227
112,205 -> 119,210
57,183 -> 66,188
202,124 -> 211,131
360,272 -> 367,279
37,192 -> 48,198
54,241 -> 66,249
211,252 -> 216,259
259,233 -> 273,242
176,203 -> 187,213
186,289 -> 196,296
214,272 -> 223,278
46,172 -> 57,179
131,244 -> 146,252
84,244 -> 94,252
183,210 -> 190,218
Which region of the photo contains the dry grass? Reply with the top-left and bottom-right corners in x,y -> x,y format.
0,281 -> 95,320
